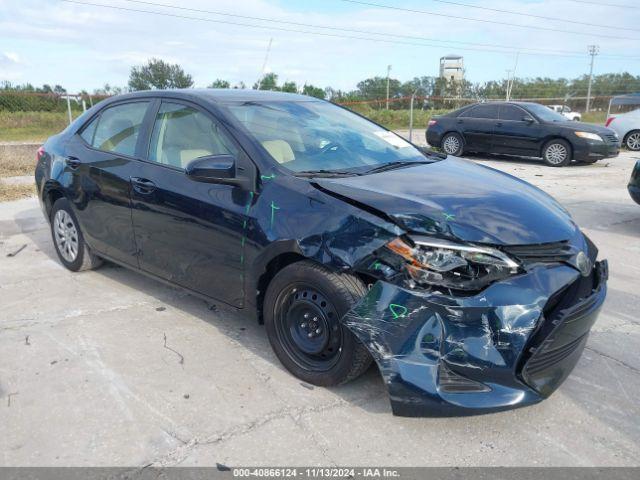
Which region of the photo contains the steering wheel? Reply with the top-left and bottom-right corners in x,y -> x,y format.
319,142 -> 341,155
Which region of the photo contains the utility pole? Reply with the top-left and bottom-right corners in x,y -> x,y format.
586,45 -> 599,113
505,70 -> 512,101
256,37 -> 273,90
386,65 -> 392,110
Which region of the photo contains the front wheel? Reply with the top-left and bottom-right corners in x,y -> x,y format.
263,261 -> 372,386
441,132 -> 464,156
542,139 -> 571,167
625,130 -> 640,151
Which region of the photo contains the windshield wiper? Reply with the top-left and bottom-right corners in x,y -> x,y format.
363,160 -> 433,174
294,169 -> 361,178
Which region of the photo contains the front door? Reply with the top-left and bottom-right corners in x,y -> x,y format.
493,104 -> 543,155
130,100 -> 249,307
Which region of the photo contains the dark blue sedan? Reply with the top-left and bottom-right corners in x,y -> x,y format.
35,89 -> 607,416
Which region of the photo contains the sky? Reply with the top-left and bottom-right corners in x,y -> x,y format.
0,0 -> 639,93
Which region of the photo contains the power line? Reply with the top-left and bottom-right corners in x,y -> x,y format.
106,0 -> 615,57
339,0 -> 640,32
569,0 -> 635,7
61,0 -> 640,60
337,0 -> 640,41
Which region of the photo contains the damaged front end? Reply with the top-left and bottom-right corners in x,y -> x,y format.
344,231 -> 608,416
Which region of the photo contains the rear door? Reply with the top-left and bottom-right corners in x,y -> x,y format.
64,100 -> 152,266
130,99 -> 251,307
493,104 -> 544,155
456,104 -> 499,152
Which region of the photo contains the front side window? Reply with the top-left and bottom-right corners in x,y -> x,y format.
500,105 -> 527,121
225,100 -> 425,173
89,102 -> 149,156
148,102 -> 236,168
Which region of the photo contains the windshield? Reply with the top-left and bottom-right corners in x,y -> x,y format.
526,103 -> 569,122
225,100 -> 427,174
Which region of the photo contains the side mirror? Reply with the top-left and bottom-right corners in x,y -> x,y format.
522,115 -> 535,123
186,154 -> 250,189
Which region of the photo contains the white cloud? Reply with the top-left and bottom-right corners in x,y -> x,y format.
0,0 -> 638,92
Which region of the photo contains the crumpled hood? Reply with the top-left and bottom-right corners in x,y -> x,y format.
316,157 -> 579,245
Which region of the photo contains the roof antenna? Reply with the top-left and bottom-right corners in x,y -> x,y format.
256,37 -> 273,90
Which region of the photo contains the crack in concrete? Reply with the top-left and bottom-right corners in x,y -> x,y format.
585,346 -> 640,374
149,392 -> 384,467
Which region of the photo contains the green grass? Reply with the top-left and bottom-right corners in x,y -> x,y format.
0,107 -> 610,144
350,106 -> 450,130
580,111 -> 607,125
0,111 -> 70,142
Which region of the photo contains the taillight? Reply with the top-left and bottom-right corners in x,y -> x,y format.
428,119 -> 437,127
605,117 -> 616,127
36,146 -> 45,162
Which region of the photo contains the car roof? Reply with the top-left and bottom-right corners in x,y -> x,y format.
102,88 -> 317,105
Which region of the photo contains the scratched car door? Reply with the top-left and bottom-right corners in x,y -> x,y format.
130,100 -> 247,307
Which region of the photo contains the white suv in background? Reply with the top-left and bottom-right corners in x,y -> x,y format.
606,109 -> 640,151
547,105 -> 582,121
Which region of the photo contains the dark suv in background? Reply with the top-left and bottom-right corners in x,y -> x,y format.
427,101 -> 620,167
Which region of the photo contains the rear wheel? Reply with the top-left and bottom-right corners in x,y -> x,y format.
542,139 -> 571,167
441,132 -> 464,156
50,198 -> 102,272
625,130 -> 640,151
263,261 -> 371,386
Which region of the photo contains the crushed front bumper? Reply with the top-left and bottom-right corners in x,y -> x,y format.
343,260 -> 608,416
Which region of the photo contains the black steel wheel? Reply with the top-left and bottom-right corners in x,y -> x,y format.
274,284 -> 343,372
264,261 -> 372,386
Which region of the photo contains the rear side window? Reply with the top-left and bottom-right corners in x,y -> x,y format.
500,105 -> 527,121
148,102 -> 236,169
460,104 -> 499,119
87,102 -> 149,156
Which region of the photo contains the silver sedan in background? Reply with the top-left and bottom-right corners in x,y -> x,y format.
606,108 -> 640,151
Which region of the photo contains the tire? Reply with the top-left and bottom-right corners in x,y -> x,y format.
50,198 -> 102,272
263,260 -> 372,386
441,132 -> 464,156
542,139 -> 572,167
625,130 -> 640,151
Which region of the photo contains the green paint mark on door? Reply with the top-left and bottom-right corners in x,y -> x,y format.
270,201 -> 280,228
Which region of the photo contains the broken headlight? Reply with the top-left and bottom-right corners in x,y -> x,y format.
383,236 -> 520,292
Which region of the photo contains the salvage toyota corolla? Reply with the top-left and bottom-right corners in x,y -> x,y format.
35,89 -> 608,416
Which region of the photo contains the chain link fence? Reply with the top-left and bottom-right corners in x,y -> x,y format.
0,90 -> 619,144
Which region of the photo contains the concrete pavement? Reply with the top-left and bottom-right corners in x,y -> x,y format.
1,151 -> 639,467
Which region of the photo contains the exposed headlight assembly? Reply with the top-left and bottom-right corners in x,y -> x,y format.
575,131 -> 603,142
383,236 -> 520,292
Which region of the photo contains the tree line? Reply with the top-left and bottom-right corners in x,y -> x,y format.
2,58 -> 640,112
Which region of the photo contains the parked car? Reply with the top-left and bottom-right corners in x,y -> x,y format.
548,104 -> 581,121
427,101 -> 619,167
606,108 -> 640,151
35,90 -> 608,416
629,160 -> 640,204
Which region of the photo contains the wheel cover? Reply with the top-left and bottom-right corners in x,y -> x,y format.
274,284 -> 343,372
443,135 -> 460,154
627,132 -> 640,151
545,143 -> 568,164
53,210 -> 79,263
